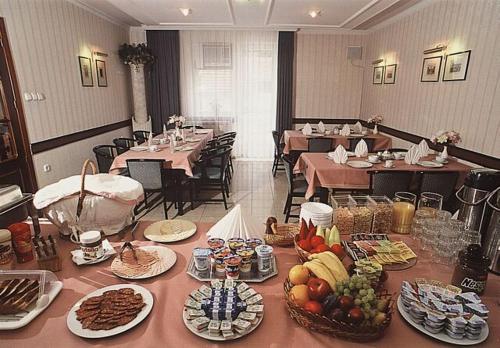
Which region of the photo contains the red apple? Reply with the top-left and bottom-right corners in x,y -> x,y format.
304,300 -> 323,314
310,236 -> 325,248
338,295 -> 354,313
315,244 -> 330,253
307,277 -> 331,301
331,244 -> 345,259
347,307 -> 364,325
297,239 -> 312,252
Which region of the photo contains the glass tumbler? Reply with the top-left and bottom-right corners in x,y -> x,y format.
435,219 -> 462,265
411,209 -> 434,251
392,192 -> 417,234
418,192 -> 443,216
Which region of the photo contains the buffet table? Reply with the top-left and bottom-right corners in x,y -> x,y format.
1,221 -> 498,348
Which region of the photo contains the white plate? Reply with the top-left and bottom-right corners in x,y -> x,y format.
300,202 -> 333,215
0,280 -> 63,330
417,161 -> 444,168
349,134 -> 365,138
433,159 -> 449,164
397,297 -> 489,345
182,307 -> 264,341
195,129 -> 211,134
185,138 -> 201,143
179,146 -> 195,151
72,252 -> 114,266
67,284 -> 153,339
347,151 -> 355,157
144,219 -> 197,243
111,245 -> 177,280
347,160 -> 373,169
130,146 -> 148,152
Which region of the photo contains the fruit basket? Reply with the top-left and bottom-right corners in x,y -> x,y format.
264,223 -> 300,247
284,277 -> 394,342
294,234 -> 312,262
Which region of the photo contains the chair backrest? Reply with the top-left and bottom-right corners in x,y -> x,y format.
368,170 -> 414,198
272,131 -> 281,155
113,137 -> 136,154
308,137 -> 334,152
133,130 -> 150,144
92,145 -> 118,173
282,155 -> 295,194
182,125 -> 204,129
387,148 -> 408,153
217,132 -> 236,140
418,171 -> 460,202
126,159 -> 169,191
349,138 -> 375,152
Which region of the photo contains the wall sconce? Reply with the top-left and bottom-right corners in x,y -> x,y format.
372,58 -> 384,65
93,51 -> 108,58
423,44 -> 447,54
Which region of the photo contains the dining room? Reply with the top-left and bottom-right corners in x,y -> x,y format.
0,0 -> 499,347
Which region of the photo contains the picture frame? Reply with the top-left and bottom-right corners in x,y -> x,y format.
443,50 -> 471,81
421,56 -> 442,82
384,64 -> 397,84
96,60 -> 108,87
78,56 -> 93,87
373,66 -> 384,84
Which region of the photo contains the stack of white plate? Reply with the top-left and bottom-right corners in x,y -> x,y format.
299,202 -> 333,228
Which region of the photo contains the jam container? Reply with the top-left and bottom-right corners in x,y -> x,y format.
246,238 -> 263,261
227,238 -> 245,253
236,247 -> 254,272
8,222 -> 34,263
207,238 -> 225,251
0,229 -> 13,269
80,230 -> 104,260
451,244 -> 490,295
212,247 -> 231,273
224,255 -> 242,279
255,245 -> 273,274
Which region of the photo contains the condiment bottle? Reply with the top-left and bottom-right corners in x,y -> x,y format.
8,222 -> 34,263
80,230 -> 104,260
451,244 -> 490,295
0,229 -> 14,269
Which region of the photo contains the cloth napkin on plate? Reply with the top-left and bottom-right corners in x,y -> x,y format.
353,121 -> 363,133
354,139 -> 368,157
418,139 -> 430,156
329,144 -> 348,164
340,124 -> 351,136
302,123 -> 313,136
404,145 -> 422,164
318,121 -> 326,133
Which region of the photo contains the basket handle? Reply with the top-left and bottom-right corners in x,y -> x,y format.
76,160 -> 97,220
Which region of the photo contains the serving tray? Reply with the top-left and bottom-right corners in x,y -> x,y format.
186,256 -> 278,283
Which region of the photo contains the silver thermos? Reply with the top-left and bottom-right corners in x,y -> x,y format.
483,187 -> 500,274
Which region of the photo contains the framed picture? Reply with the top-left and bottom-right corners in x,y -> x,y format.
421,56 -> 442,82
78,56 -> 93,87
373,66 -> 384,84
443,50 -> 471,81
384,64 -> 397,84
96,60 -> 107,87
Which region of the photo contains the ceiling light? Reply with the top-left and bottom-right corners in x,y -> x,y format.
308,10 -> 321,18
179,8 -> 192,16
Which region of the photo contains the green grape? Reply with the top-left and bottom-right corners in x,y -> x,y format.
363,283 -> 370,290
359,289 -> 367,297
343,288 -> 351,295
351,275 -> 358,282
364,312 -> 370,320
354,298 -> 362,306
356,282 -> 363,289
363,303 -> 371,311
370,309 -> 378,318
338,286 -> 344,293
367,294 -> 374,301
362,296 -> 369,303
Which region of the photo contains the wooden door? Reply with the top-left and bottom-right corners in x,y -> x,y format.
0,18 -> 37,192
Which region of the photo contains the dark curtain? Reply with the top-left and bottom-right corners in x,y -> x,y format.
275,31 -> 295,137
145,30 -> 181,133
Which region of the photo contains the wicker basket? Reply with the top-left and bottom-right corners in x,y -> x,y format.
294,234 -> 312,262
264,223 -> 300,247
284,277 -> 393,342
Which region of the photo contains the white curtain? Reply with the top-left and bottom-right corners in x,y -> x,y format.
180,31 -> 278,159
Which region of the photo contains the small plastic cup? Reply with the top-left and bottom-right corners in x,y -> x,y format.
227,238 -> 245,253
246,238 -> 263,261
192,247 -> 211,271
255,245 -> 274,274
236,247 -> 254,273
213,247 -> 231,273
207,238 -> 225,251
224,255 -> 242,279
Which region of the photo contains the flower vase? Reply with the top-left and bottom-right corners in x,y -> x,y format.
441,145 -> 449,159
175,126 -> 183,141
373,124 -> 379,134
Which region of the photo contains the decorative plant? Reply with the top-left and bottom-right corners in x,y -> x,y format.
168,114 -> 186,127
118,43 -> 155,67
430,130 -> 462,145
367,115 -> 383,124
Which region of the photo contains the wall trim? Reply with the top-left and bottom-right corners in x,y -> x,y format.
291,117 -> 500,170
31,119 -> 132,154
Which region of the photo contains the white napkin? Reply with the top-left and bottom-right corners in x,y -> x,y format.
302,123 -> 313,136
329,144 -> 348,164
207,204 -> 264,240
418,139 -> 430,156
354,139 -> 368,157
147,132 -> 153,147
404,145 -> 422,164
353,121 -> 363,133
318,121 -> 326,133
340,124 -> 351,136
163,124 -> 168,138
71,239 -> 116,266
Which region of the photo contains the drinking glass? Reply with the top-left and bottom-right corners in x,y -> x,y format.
434,218 -> 462,265
418,192 -> 443,216
392,192 -> 417,234
411,209 -> 434,247
457,227 -> 481,250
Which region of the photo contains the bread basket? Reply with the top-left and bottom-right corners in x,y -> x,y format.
264,223 -> 300,247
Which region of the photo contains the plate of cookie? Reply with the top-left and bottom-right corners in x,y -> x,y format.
182,280 -> 264,341
67,284 -> 153,339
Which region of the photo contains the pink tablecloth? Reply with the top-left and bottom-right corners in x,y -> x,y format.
283,130 -> 392,154
294,153 -> 472,199
109,129 -> 213,177
1,222 -> 498,348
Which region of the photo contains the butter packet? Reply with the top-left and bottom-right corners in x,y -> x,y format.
245,294 -> 263,305
199,285 -> 213,298
458,292 -> 481,304
185,298 -> 202,310
191,316 -> 210,331
238,311 -> 258,324
233,318 -> 251,330
220,320 -> 232,332
246,305 -> 264,315
237,282 -> 250,294
211,279 -> 223,289
187,309 -> 206,319
224,279 -> 235,289
190,290 -> 207,302
240,288 -> 257,300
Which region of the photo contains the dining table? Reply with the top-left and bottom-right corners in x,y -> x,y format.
1,221 -> 498,348
282,130 -> 392,154
294,153 -> 473,199
109,129 -> 214,177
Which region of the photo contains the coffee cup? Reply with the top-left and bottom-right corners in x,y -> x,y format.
159,138 -> 167,144
148,145 -> 158,152
362,130 -> 368,135
384,160 -> 394,168
368,155 -> 379,163
394,152 -> 402,160
435,156 -> 446,163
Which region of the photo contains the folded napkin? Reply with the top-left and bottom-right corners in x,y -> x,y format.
147,132 -> 153,147
329,144 -> 348,164
418,139 -> 430,156
340,124 -> 351,136
354,139 -> 369,157
404,145 -> 422,165
71,239 -> 116,266
302,123 -> 313,136
353,121 -> 363,133
207,204 -> 264,240
318,121 -> 326,133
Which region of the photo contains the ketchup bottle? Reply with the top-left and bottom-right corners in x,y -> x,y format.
8,222 -> 34,263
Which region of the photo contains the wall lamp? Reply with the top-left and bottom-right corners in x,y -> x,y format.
423,44 -> 447,54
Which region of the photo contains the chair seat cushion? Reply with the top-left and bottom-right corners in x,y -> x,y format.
293,180 -> 308,194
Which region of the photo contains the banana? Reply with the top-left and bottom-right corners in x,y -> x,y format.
309,252 -> 349,282
303,261 -> 337,290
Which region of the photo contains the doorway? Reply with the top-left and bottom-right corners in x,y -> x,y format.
0,18 -> 37,192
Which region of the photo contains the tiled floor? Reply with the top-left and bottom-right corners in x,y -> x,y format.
141,160 -> 307,224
